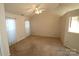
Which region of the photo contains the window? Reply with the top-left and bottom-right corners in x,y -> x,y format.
68,16 -> 79,33
25,20 -> 30,34
6,19 -> 16,31
6,18 -> 16,45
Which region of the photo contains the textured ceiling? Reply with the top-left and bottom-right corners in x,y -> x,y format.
56,3 -> 79,16
5,3 -> 59,17
5,3 -> 79,17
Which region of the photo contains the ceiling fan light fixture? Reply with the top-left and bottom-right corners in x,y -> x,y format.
35,8 -> 42,14
35,10 -> 40,14
39,10 -> 42,13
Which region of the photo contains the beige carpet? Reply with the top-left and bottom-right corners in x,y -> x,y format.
10,35 -> 79,56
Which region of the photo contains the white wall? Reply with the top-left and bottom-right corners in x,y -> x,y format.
0,4 -> 10,56
30,12 -> 60,37
5,12 -> 31,44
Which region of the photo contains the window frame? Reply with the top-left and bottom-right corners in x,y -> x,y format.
68,16 -> 79,33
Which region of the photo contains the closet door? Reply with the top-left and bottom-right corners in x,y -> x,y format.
6,18 -> 16,45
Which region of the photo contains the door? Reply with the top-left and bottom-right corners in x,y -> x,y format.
6,18 -> 16,46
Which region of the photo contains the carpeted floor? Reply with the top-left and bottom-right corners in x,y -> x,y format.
10,35 -> 79,56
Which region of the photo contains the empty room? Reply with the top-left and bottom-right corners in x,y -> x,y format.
0,3 -> 79,56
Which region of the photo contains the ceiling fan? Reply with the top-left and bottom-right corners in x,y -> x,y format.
32,4 -> 45,14
22,4 -> 46,16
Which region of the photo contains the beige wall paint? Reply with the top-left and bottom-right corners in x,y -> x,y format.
5,12 -> 31,44
30,12 -> 60,37
60,15 -> 67,43
0,4 -> 10,56
61,9 -> 79,52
